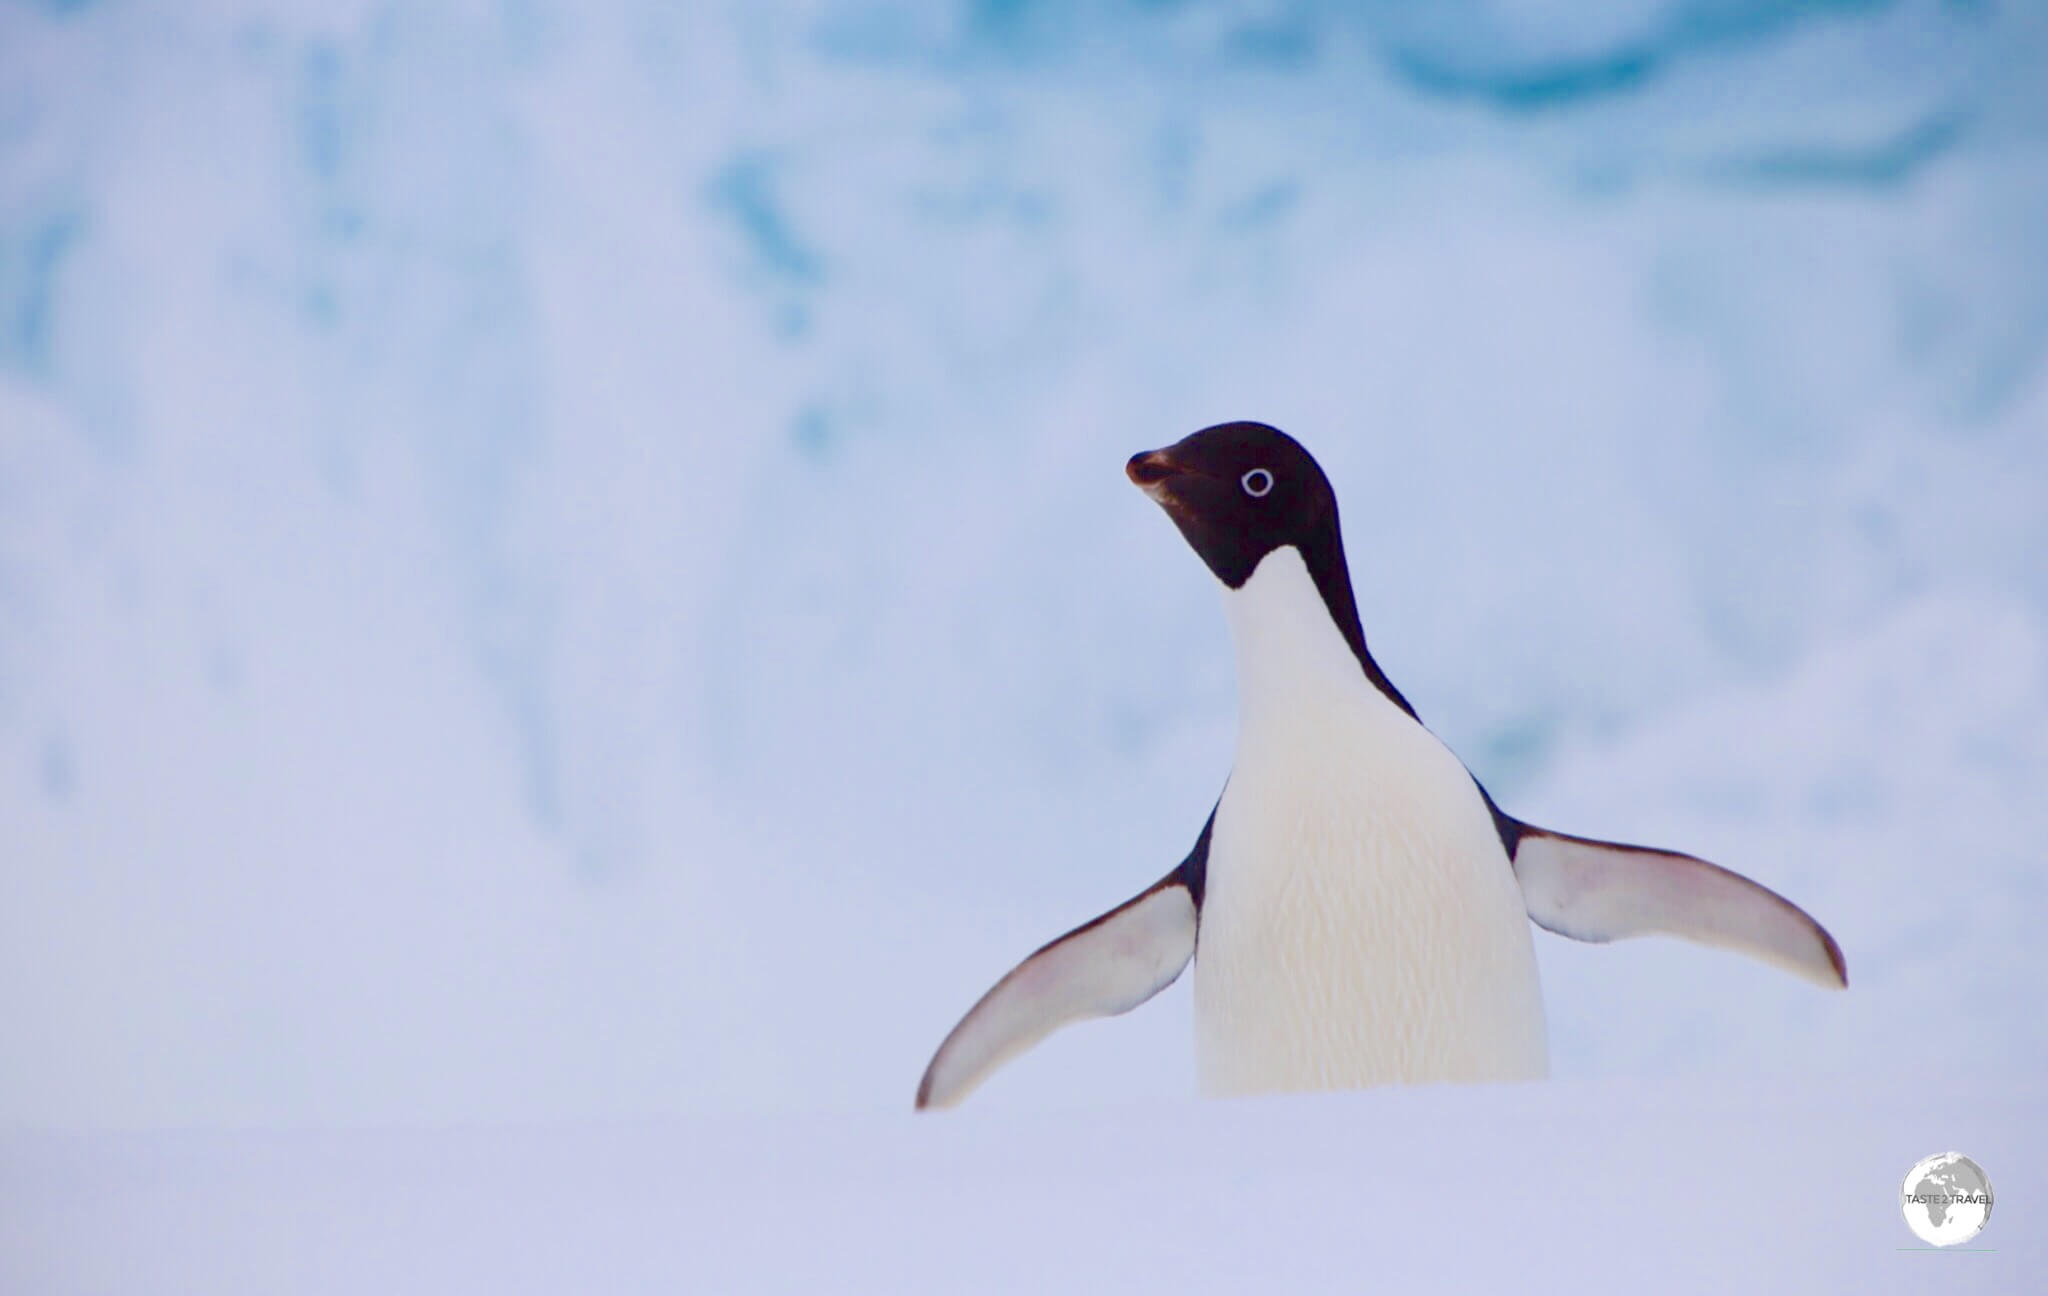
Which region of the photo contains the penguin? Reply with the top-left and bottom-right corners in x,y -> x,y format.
915,421 -> 1846,1109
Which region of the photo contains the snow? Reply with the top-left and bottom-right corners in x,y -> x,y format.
2,0 -> 2046,1284
6,1077 -> 2043,1292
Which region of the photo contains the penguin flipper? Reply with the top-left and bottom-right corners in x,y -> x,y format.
915,848 -> 1204,1111
1505,820 -> 1847,990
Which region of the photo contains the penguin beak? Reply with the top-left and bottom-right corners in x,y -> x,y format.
1125,449 -> 1182,498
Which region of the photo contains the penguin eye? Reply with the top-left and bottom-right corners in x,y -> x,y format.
1241,468 -> 1274,498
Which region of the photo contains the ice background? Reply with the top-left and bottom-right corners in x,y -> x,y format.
2,0 -> 2046,1284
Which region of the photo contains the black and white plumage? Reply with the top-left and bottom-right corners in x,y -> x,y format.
916,421 -> 1845,1110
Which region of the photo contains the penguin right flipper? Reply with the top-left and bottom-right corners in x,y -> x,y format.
915,820 -> 1211,1111
1499,813 -> 1847,990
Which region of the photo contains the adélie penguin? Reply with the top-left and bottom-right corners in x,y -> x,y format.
915,421 -> 1846,1109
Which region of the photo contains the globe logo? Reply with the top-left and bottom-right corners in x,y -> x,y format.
1900,1152 -> 1993,1247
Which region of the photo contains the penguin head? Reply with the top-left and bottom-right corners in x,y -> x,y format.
1126,421 -> 1338,589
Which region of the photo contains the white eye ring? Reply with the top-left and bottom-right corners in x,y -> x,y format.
1241,468 -> 1274,498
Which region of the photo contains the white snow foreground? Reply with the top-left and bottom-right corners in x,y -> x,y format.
5,1076 -> 2040,1294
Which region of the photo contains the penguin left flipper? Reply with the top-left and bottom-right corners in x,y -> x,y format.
915,847 -> 1205,1111
1502,817 -> 1848,990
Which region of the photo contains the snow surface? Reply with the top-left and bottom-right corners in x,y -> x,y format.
5,1077 -> 2043,1293
2,0 -> 2045,1283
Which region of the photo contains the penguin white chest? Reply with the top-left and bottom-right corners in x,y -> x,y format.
1192,548 -> 1548,1096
